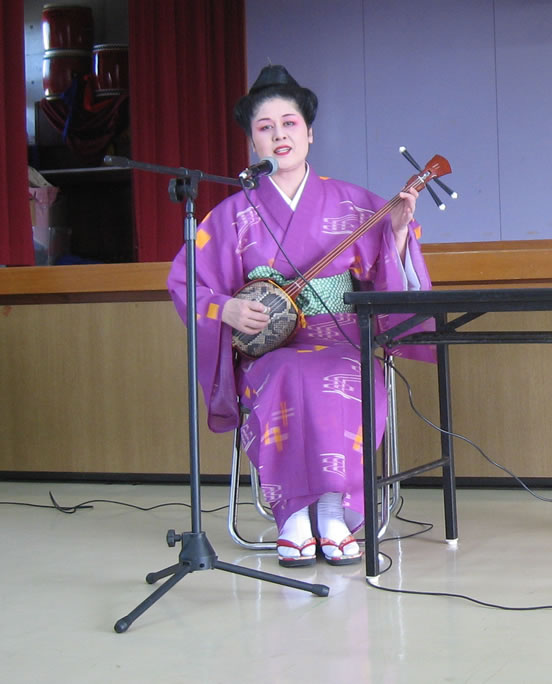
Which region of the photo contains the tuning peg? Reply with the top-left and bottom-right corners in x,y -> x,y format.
399,146 -> 420,171
434,177 -> 458,199
426,183 -> 446,211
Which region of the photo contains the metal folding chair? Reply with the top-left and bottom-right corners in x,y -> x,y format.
227,406 -> 276,550
227,356 -> 401,549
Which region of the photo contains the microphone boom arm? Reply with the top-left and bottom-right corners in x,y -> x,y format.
104,155 -> 242,187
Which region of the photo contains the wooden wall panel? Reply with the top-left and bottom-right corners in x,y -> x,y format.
1,301 -> 233,475
3,303 -> 552,479
393,312 -> 552,479
3,241 -> 552,478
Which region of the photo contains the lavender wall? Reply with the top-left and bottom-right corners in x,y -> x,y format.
246,0 -> 552,244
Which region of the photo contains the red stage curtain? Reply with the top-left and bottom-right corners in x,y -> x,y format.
128,0 -> 248,262
0,0 -> 34,265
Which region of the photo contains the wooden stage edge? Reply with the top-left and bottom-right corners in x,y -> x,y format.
2,240 -> 552,301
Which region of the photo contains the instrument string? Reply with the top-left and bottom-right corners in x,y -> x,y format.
235,155 -> 450,354
288,193 -> 406,298
285,172 -> 428,299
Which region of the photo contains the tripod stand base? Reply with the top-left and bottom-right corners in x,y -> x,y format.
114,531 -> 329,633
108,166 -> 329,634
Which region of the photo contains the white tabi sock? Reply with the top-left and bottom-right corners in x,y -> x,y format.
317,492 -> 360,559
277,505 -> 315,559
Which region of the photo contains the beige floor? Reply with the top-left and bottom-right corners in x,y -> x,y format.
2,480 -> 552,683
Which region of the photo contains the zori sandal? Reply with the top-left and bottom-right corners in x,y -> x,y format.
277,537 -> 317,567
319,534 -> 362,566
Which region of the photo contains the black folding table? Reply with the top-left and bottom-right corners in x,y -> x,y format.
344,287 -> 552,578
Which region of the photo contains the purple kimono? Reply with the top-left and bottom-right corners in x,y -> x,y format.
168,170 -> 433,531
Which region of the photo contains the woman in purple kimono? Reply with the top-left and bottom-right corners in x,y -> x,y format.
168,65 -> 433,568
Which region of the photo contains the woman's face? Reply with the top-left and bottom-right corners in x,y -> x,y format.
250,97 -> 313,176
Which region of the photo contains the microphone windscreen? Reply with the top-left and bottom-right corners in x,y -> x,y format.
263,157 -> 279,175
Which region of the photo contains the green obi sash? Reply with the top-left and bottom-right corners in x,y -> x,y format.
247,266 -> 355,316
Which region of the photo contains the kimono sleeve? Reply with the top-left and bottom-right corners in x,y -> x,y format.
167,201 -> 246,432
354,214 -> 436,363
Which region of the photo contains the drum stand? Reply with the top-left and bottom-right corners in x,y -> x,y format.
103,156 -> 329,633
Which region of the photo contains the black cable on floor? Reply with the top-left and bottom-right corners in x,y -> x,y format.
0,490 -> 251,514
366,578 -> 552,611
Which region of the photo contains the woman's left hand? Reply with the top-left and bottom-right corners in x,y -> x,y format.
390,187 -> 418,235
390,187 -> 418,262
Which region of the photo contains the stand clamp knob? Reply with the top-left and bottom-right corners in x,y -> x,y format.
166,529 -> 182,547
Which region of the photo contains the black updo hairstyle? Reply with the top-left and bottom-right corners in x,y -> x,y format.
234,65 -> 318,137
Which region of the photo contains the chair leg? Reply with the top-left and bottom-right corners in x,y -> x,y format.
249,462 -> 275,522
227,420 -> 277,550
378,355 -> 400,539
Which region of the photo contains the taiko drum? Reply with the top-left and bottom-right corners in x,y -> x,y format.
92,44 -> 129,97
42,4 -> 94,51
42,49 -> 92,100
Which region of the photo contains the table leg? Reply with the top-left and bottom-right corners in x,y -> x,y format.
436,316 -> 458,541
359,312 -> 380,577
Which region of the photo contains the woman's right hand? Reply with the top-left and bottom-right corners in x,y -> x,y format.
222,297 -> 270,334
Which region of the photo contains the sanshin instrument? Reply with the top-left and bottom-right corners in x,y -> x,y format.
231,154 -> 452,359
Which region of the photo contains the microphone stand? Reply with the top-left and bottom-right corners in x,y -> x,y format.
104,156 -> 329,633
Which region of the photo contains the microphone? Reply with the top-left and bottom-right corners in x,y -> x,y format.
239,157 -> 279,188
